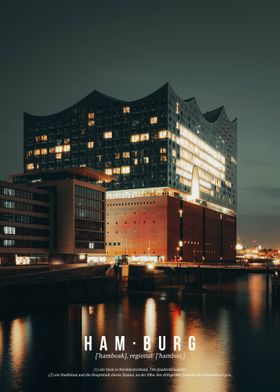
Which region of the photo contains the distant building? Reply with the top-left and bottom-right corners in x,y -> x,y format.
22,84 -> 237,262
1,168 -> 111,265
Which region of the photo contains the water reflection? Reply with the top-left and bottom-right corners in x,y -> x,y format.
168,300 -> 231,392
144,298 -> 157,350
68,305 -> 82,370
0,274 -> 280,392
248,274 -> 265,330
0,317 -> 32,392
96,303 -> 105,335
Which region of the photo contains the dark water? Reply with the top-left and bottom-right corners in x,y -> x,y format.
1,274 -> 280,392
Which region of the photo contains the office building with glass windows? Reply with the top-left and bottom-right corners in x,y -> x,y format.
23,83 -> 237,262
0,181 -> 52,265
1,168 -> 110,265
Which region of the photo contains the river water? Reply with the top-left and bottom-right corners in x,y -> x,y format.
0,273 -> 280,392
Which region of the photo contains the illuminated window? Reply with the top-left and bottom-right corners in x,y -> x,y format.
231,156 -> 237,165
150,116 -> 158,124
56,153 -> 62,160
225,180 -> 232,188
121,166 -> 130,174
158,130 -> 168,139
34,149 -> 41,156
122,152 -> 130,158
49,147 -> 55,153
64,138 -> 70,144
176,102 -> 180,114
113,167 -> 121,174
55,146 -> 63,153
131,134 -> 140,143
88,113 -> 95,119
160,148 -> 166,153
27,150 -> 33,157
115,153 -> 120,159
26,163 -> 34,170
160,155 -> 167,162
35,135 -> 48,142
131,133 -> 149,143
140,133 -> 149,141
4,239 -> 15,247
88,120 -> 95,127
3,200 -> 15,209
172,149 -> 176,157
176,121 -> 180,129
134,159 -> 138,165
2,188 -> 15,197
41,148 -> 47,155
104,131 -> 112,139
87,141 -> 94,149
4,226 -> 16,235
123,106 -> 130,113
143,157 -> 149,164
63,145 -> 71,152
105,168 -> 113,175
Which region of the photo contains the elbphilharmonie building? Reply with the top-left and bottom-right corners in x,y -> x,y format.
21,83 -> 237,262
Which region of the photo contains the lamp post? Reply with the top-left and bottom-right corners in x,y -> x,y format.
148,239 -> 151,259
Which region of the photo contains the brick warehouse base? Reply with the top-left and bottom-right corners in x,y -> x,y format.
106,195 -> 236,262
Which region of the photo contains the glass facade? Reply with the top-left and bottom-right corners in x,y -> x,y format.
1,225 -> 49,237
0,185 -> 49,202
75,185 -> 105,250
0,239 -> 49,248
0,182 -> 51,253
0,199 -> 49,213
0,213 -> 49,225
24,83 -> 237,213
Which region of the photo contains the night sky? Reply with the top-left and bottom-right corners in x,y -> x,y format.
1,0 -> 279,248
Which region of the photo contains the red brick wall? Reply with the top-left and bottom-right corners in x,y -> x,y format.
183,202 -> 204,262
106,196 -> 168,260
205,209 -> 222,262
222,214 -> 236,261
106,195 -> 236,262
167,197 -> 180,261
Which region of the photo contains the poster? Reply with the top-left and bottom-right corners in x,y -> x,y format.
1,1 -> 280,391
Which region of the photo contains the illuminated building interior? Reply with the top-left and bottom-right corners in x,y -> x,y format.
21,83 -> 237,262
23,83 -> 237,214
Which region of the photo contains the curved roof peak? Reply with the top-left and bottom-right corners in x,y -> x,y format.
24,83 -> 171,118
86,82 -> 171,104
24,83 -> 235,125
203,106 -> 225,123
96,82 -> 171,99
184,96 -> 196,102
